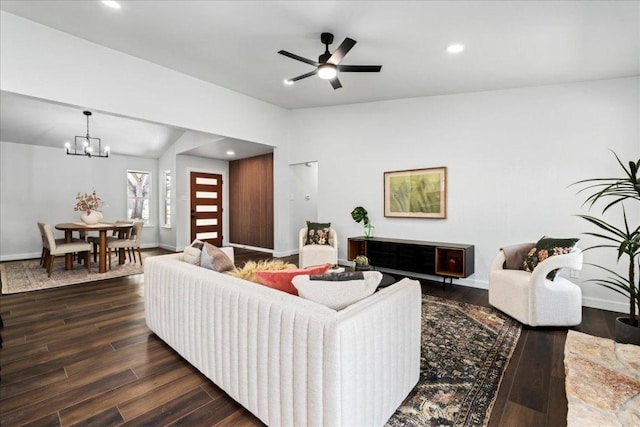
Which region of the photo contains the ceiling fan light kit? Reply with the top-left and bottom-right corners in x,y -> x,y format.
317,63 -> 337,80
65,110 -> 110,158
278,32 -> 382,89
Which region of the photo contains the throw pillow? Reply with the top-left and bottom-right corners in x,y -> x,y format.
292,271 -> 383,310
305,221 -> 332,245
183,246 -> 201,265
190,239 -> 205,250
522,236 -> 579,280
501,242 -> 535,270
200,242 -> 235,272
228,259 -> 297,283
255,263 -> 332,295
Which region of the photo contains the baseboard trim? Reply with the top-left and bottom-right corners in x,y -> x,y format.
228,243 -> 274,254
274,248 -> 299,258
582,296 -> 627,314
158,243 -> 178,252
0,252 -> 41,262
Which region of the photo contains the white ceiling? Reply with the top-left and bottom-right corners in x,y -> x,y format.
1,1 -> 639,158
0,92 -> 187,158
0,91 -> 272,160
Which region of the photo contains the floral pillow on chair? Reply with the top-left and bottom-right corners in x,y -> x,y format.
305,221 -> 332,245
522,236 -> 579,280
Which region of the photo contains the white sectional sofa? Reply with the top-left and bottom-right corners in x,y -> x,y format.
145,250 -> 422,427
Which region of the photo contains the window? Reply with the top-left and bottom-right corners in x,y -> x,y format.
127,170 -> 151,224
162,170 -> 171,227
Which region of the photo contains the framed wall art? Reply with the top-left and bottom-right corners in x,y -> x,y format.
384,167 -> 447,219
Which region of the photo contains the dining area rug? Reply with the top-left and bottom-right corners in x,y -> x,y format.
386,294 -> 522,426
564,330 -> 640,426
0,255 -> 146,294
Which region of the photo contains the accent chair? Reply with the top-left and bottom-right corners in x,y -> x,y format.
489,246 -> 583,326
298,227 -> 338,268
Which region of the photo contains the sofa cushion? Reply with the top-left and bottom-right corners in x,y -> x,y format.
201,242 -> 235,272
255,263 -> 332,295
305,221 -> 332,245
522,236 -> 579,280
292,271 -> 383,310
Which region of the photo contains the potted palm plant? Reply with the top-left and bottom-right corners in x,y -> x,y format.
573,152 -> 639,344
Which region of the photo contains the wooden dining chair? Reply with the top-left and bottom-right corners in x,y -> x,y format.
42,223 -> 93,277
37,222 -> 81,268
107,221 -> 144,269
88,220 -> 132,262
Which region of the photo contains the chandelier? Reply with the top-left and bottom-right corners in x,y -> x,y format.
65,111 -> 110,158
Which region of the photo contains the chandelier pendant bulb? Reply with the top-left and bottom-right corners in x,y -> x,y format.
65,110 -> 110,158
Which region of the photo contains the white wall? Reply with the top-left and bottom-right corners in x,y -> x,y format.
287,77 -> 640,313
0,141 -> 159,260
289,162 -> 319,248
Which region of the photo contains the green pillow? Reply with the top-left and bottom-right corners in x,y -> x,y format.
305,221 -> 332,245
522,236 -> 579,280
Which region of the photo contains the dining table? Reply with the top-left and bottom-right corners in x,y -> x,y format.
55,222 -> 133,273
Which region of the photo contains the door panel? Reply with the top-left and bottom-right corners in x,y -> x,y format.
228,153 -> 274,249
190,172 -> 223,246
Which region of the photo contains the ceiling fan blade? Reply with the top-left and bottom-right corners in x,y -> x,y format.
278,50 -> 318,66
329,77 -> 342,90
327,38 -> 356,65
337,65 -> 382,72
289,70 -> 318,82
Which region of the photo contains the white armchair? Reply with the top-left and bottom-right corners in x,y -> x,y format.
298,227 -> 338,268
489,247 -> 583,326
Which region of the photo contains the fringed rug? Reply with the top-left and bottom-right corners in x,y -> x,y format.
564,330 -> 640,426
1,255 -> 146,294
386,294 -> 522,426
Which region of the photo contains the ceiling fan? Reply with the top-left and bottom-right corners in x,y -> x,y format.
278,32 -> 382,90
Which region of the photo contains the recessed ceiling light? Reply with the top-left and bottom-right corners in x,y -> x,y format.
446,44 -> 465,54
102,1 -> 121,9
283,79 -> 294,86
226,150 -> 236,156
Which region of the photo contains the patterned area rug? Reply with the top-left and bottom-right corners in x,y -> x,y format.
564,330 -> 640,426
1,255 -> 145,294
386,294 -> 522,426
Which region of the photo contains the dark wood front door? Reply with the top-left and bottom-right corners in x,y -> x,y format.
190,172 -> 223,246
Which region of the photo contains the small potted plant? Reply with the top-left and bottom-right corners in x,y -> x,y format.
351,206 -> 375,238
573,152 -> 639,344
354,255 -> 371,271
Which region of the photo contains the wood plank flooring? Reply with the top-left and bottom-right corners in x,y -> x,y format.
0,248 -> 620,426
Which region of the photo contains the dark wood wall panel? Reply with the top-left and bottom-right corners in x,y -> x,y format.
228,152 -> 274,249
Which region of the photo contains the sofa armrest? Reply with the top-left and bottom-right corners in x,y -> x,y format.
333,278 -> 422,426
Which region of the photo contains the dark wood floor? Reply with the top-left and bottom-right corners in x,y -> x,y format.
0,248 -> 619,426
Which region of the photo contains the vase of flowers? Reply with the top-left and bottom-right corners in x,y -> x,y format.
74,189 -> 104,225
